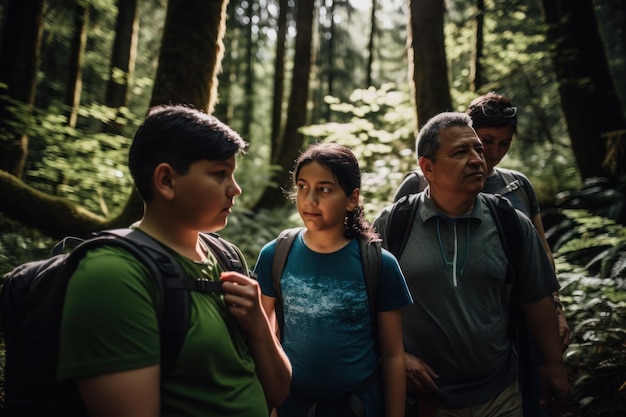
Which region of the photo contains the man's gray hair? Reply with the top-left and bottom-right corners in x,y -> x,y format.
416,112 -> 473,161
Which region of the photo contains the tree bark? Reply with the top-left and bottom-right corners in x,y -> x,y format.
469,0 -> 484,92
255,0 -> 315,209
214,0 -> 238,125
242,0 -> 255,139
0,170 -> 106,239
150,0 -> 229,112
0,0 -> 44,178
407,0 -> 452,131
541,0 -> 626,180
104,0 -> 139,135
271,0 -> 289,153
65,4 -> 89,128
366,0 -> 378,88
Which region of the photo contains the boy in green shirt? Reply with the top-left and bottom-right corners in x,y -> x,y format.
58,104 -> 291,416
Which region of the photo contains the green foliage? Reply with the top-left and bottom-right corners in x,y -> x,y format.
552,207 -> 626,416
0,216 -> 56,276
0,87 -> 34,143
559,270 -> 626,416
551,209 -> 626,280
557,210 -> 626,256
301,84 -> 417,219
23,105 -> 141,217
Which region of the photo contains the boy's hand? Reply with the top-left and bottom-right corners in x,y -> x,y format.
220,271 -> 268,335
220,272 -> 292,407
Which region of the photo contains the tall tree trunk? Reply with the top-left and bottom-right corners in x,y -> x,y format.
65,4 -> 89,128
326,0 -> 336,122
469,0 -> 484,92
366,0 -> 378,87
150,0 -> 229,112
541,0 -> 626,180
407,0 -> 452,131
105,0 -> 139,135
242,0 -> 255,139
271,0 -> 289,154
0,0 -> 44,178
256,0 -> 315,209
215,0 -> 239,126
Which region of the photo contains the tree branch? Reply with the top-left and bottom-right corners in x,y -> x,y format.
0,169 -> 142,240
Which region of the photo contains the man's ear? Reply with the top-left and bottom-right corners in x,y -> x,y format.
347,188 -> 360,212
419,157 -> 434,182
153,163 -> 176,200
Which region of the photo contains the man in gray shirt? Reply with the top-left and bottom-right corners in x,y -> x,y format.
374,112 -> 569,417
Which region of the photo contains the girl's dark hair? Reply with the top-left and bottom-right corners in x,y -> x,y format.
290,142 -> 379,241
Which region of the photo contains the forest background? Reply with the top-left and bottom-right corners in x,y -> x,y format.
0,0 -> 625,415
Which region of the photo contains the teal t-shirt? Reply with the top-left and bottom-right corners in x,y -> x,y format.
254,231 -> 412,407
57,239 -> 267,416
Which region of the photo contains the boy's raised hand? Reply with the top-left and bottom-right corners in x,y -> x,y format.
220,271 -> 270,334
220,271 -> 292,407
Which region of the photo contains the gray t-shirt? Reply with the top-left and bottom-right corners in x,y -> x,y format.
373,192 -> 558,408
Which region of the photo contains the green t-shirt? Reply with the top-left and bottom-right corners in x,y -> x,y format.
58,241 -> 267,416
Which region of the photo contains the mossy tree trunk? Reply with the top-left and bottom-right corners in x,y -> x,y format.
407,0 -> 452,132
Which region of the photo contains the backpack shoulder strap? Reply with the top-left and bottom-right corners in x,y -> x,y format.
271,227 -> 303,340
358,236 -> 382,342
200,232 -> 250,276
480,193 -> 531,383
495,168 -> 517,192
481,193 -> 522,268
393,170 -> 428,202
386,193 -> 420,259
403,170 -> 428,189
494,168 -> 531,214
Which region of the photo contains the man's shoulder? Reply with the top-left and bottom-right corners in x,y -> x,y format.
495,167 -> 532,184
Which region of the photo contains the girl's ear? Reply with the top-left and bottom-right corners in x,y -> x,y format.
347,188 -> 360,212
153,163 -> 176,200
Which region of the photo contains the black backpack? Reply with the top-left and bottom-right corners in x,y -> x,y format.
0,228 -> 248,417
383,192 -> 531,384
270,227 -> 382,342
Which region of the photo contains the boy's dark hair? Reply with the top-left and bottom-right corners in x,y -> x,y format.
290,141 -> 378,241
128,104 -> 247,202
465,91 -> 518,134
